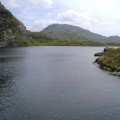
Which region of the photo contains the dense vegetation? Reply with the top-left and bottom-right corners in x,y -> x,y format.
95,48 -> 120,72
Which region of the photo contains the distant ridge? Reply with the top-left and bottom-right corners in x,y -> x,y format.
41,24 -> 120,43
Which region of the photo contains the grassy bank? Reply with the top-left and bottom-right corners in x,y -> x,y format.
28,32 -> 104,46
29,40 -> 105,46
95,48 -> 120,72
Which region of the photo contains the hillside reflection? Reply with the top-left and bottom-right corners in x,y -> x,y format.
0,48 -> 26,113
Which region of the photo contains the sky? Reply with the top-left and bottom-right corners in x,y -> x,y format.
1,0 -> 120,36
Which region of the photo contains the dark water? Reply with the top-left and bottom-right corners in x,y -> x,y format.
0,47 -> 120,120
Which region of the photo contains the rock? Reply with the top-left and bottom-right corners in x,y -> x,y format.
0,2 -> 32,47
109,72 -> 120,76
94,52 -> 104,56
104,47 -> 115,52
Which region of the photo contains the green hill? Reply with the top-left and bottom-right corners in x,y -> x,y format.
28,32 -> 104,46
41,24 -> 120,43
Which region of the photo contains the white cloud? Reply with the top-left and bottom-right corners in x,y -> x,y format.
20,9 -> 100,31
7,0 -> 19,8
1,0 -> 53,8
27,19 -> 57,31
57,10 -> 98,28
1,0 -> 20,8
30,0 -> 53,6
18,13 -> 57,31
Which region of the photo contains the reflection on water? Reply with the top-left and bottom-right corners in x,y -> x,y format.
0,49 -> 25,88
0,57 -> 15,115
0,48 -> 26,118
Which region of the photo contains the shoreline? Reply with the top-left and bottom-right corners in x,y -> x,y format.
95,47 -> 120,76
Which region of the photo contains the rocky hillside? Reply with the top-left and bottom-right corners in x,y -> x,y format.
0,2 -> 32,47
41,24 -> 120,43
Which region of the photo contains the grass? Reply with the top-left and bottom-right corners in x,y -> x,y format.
95,48 -> 120,72
28,32 -> 105,46
29,40 -> 105,46
28,32 -> 120,47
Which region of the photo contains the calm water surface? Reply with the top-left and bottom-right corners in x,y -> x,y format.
0,47 -> 120,120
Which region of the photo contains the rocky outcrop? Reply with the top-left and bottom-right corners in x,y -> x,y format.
0,2 -> 32,47
3,29 -> 18,47
95,48 -> 120,76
